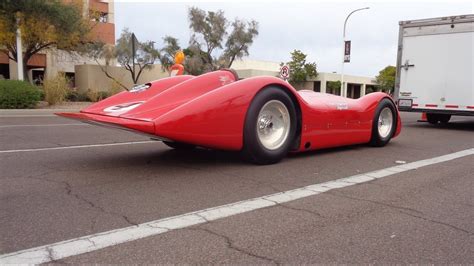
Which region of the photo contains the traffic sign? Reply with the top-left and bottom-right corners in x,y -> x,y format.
280,65 -> 290,80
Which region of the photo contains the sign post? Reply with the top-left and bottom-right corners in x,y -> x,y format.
280,65 -> 290,83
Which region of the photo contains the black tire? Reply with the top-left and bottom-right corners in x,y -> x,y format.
241,86 -> 297,165
426,113 -> 439,124
369,98 -> 397,147
163,141 -> 195,150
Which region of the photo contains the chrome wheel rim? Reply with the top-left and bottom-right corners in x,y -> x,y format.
378,107 -> 393,138
256,100 -> 290,150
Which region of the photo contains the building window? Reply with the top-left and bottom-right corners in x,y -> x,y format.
0,64 -> 10,79
32,70 -> 44,86
326,81 -> 341,95
90,11 -> 108,23
313,81 -> 321,92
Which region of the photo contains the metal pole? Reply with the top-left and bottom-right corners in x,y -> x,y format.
131,33 -> 136,83
16,14 -> 24,81
341,7 -> 369,97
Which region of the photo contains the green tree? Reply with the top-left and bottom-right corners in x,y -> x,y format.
375,65 -> 396,93
168,7 -> 258,75
283,50 -> 317,86
0,0 -> 94,81
158,36 -> 181,74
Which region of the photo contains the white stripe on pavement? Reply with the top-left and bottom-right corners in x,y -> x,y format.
1,148 -> 473,264
0,123 -> 86,128
0,141 -> 156,154
0,115 -> 57,117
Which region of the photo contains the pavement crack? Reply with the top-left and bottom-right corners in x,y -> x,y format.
64,182 -> 139,227
398,210 -> 473,235
187,227 -> 281,265
86,238 -> 97,247
46,247 -> 56,262
264,198 -> 324,218
195,213 -> 211,223
122,215 -> 139,226
329,193 -> 472,235
329,192 -> 424,215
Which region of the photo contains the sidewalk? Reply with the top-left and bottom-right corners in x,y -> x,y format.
0,102 -> 92,115
39,101 -> 92,110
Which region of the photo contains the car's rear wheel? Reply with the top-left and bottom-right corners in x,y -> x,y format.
242,87 -> 297,164
163,141 -> 195,150
369,98 -> 397,147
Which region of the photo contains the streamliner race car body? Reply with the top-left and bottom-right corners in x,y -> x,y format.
57,69 -> 401,164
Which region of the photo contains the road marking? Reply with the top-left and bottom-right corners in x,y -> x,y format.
0,123 -> 86,128
1,148 -> 472,264
0,115 -> 57,117
0,141 -> 156,154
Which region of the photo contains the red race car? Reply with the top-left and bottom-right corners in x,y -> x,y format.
57,69 -> 401,164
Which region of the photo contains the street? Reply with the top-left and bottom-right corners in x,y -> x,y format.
0,110 -> 473,263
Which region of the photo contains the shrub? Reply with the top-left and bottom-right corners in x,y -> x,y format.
0,80 -> 42,109
87,88 -> 110,102
43,73 -> 69,105
66,90 -> 89,102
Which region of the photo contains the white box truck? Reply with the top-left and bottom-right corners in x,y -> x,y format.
395,14 -> 474,124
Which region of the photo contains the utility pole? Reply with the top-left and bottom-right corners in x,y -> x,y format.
341,7 -> 369,97
131,33 -> 137,84
16,12 -> 24,81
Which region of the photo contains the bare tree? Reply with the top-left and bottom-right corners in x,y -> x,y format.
115,28 -> 160,84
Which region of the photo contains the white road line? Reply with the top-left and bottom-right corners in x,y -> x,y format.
0,123 -> 86,128
0,114 -> 61,117
0,141 -> 156,154
1,148 -> 473,264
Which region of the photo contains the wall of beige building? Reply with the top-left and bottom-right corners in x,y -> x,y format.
231,59 -> 377,97
75,64 -> 168,92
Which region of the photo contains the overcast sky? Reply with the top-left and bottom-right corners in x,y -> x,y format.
114,0 -> 472,77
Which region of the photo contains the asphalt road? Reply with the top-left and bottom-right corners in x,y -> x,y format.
0,109 -> 473,263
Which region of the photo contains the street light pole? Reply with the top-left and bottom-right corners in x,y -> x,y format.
340,7 -> 369,97
131,33 -> 136,84
16,13 -> 24,81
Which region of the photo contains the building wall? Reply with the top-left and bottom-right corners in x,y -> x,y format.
75,64 -> 168,92
6,0 -> 116,81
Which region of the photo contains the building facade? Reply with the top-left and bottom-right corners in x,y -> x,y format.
0,0 -> 115,85
231,60 -> 379,99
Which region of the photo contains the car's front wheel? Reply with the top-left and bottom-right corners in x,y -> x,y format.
242,86 -> 297,165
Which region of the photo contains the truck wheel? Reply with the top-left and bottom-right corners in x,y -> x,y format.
369,98 -> 397,147
426,113 -> 439,124
242,86 -> 297,165
163,141 -> 195,150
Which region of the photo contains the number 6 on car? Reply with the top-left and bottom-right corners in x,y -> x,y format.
57,69 -> 401,164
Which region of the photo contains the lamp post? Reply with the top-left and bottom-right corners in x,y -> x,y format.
16,12 -> 24,81
340,7 -> 369,97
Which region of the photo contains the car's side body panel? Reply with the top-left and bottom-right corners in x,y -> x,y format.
57,70 -> 401,152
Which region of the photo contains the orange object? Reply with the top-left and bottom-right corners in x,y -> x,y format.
174,51 -> 185,65
169,51 -> 185,76
418,112 -> 427,122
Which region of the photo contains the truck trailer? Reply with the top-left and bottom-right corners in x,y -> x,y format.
395,14 -> 474,124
